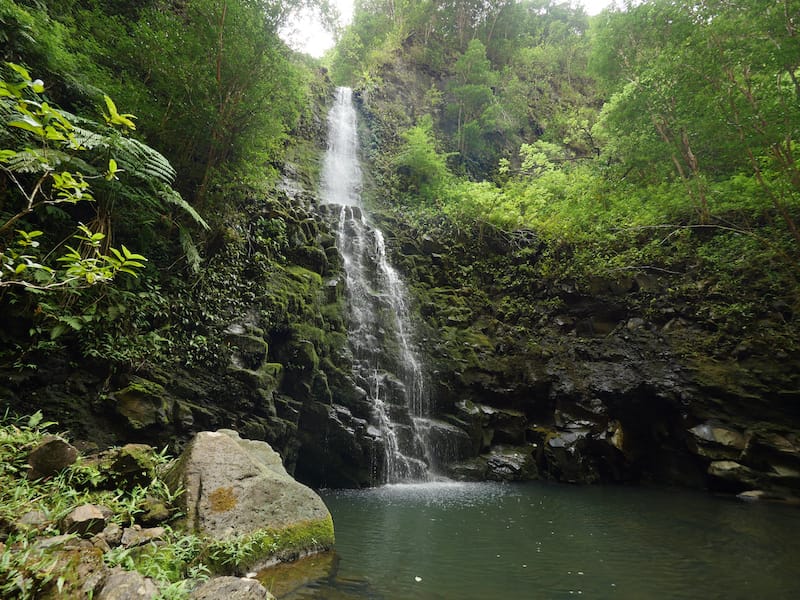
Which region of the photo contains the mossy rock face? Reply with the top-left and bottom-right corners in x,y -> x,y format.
111,378 -> 173,431
289,245 -> 329,275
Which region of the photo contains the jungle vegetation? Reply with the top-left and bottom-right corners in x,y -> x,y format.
1,0 -> 798,370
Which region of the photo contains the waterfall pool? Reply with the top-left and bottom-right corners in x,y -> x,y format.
265,481 -> 800,599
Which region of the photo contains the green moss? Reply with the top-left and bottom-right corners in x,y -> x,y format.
205,516 -> 335,573
285,265 -> 323,288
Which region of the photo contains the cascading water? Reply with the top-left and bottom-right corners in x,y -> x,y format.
320,87 -> 431,483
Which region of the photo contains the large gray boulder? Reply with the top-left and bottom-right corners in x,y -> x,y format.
166,429 -> 334,571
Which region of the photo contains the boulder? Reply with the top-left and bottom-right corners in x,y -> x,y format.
102,444 -> 158,489
190,576 -> 275,600
97,568 -> 159,600
112,378 -> 173,431
166,429 -> 334,571
16,510 -> 49,532
415,417 -> 473,468
708,460 -> 762,489
486,445 -> 538,481
27,435 -> 78,479
448,445 -> 537,482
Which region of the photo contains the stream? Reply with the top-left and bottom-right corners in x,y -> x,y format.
270,481 -> 800,599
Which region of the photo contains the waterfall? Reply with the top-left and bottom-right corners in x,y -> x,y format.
320,87 -> 431,483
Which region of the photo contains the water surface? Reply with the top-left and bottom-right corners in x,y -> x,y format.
275,481 -> 800,599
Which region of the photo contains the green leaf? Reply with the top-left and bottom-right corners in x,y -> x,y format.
103,95 -> 137,130
61,316 -> 85,331
106,158 -> 119,180
50,324 -> 67,340
7,62 -> 32,82
8,116 -> 44,135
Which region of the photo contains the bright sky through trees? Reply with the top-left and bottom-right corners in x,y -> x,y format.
282,1 -> 618,57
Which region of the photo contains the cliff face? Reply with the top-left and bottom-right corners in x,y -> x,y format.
372,215 -> 800,499
351,52 -> 800,501
0,79 -> 380,489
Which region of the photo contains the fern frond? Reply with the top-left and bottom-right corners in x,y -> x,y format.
179,225 -> 202,273
1,148 -> 50,173
158,186 -> 209,230
116,137 -> 176,185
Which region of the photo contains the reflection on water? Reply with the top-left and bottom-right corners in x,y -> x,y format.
268,482 -> 800,599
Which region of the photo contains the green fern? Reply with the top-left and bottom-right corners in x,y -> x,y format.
178,226 -> 202,273
158,186 -> 209,230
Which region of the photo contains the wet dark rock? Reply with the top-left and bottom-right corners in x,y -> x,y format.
485,445 -> 537,481
449,445 -> 537,482
687,422 -> 748,460
708,460 -> 762,490
296,401 -> 377,487
417,418 -> 474,469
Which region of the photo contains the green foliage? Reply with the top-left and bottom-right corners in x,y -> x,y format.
393,116 -> 453,203
0,412 -> 217,598
591,0 -> 800,237
0,64 -> 153,290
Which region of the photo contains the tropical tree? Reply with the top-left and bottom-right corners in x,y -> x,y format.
0,63 -> 199,291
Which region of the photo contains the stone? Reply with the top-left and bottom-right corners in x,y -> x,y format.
97,567 -> 159,600
16,510 -> 49,532
190,576 -> 275,600
34,534 -> 74,551
737,490 -> 768,502
165,429 -> 334,571
121,525 -> 166,548
416,418 -> 474,468
112,378 -> 174,431
688,422 -> 748,460
226,329 -> 269,370
420,235 -> 443,255
707,460 -> 762,488
62,504 -> 109,536
99,523 -> 123,547
27,435 -> 78,479
40,545 -> 107,598
446,458 -> 488,481
139,497 -> 171,525
103,444 -> 158,489
485,445 -> 537,482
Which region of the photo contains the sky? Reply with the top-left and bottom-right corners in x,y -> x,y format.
281,1 -> 618,58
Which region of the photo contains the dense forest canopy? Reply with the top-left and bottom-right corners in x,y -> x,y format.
328,0 -> 799,237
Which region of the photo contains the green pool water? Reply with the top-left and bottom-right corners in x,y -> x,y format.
270,481 -> 800,599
